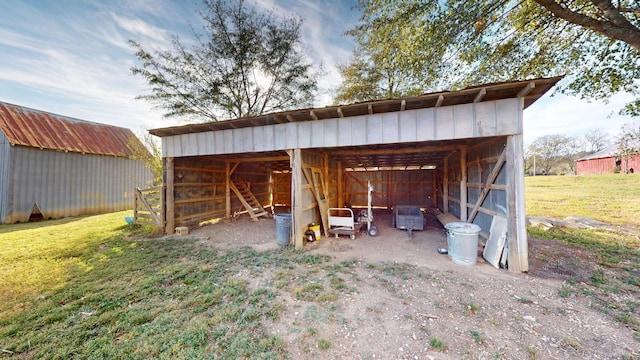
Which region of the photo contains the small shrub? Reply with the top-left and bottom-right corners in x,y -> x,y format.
429,337 -> 446,350
317,338 -> 331,350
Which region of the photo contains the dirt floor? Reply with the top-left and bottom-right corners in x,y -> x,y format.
187,209 -> 640,359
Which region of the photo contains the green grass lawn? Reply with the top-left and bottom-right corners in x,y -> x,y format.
1,175 -> 638,358
0,212 -> 349,359
525,174 -> 640,228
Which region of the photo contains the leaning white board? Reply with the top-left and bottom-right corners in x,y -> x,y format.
483,216 -> 508,268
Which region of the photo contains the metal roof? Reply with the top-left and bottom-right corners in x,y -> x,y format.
576,144 -> 619,161
0,101 -> 139,157
149,76 -> 563,137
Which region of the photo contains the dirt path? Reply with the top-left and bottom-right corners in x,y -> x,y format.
187,211 -> 640,359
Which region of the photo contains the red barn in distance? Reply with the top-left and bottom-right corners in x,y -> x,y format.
576,144 -> 640,175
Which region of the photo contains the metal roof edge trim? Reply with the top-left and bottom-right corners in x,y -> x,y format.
149,76 -> 564,137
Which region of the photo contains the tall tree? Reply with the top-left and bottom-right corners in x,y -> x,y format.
130,0 -> 318,122
617,121 -> 640,173
528,134 -> 573,174
337,0 -> 639,114
583,128 -> 610,153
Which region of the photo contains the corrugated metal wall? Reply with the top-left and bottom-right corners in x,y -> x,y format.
2,145 -> 152,223
0,132 -> 10,222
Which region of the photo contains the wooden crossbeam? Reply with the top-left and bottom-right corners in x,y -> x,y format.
468,148 -> 507,223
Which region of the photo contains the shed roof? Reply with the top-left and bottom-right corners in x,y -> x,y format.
149,76 -> 563,137
0,101 -> 139,157
576,144 -> 619,161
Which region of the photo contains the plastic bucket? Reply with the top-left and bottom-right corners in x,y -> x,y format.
308,223 -> 321,241
275,214 -> 292,246
444,222 -> 481,266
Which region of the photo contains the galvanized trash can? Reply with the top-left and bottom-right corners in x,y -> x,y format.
444,222 -> 482,266
275,213 -> 292,246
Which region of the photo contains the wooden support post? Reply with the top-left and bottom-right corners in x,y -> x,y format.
292,149 -> 304,250
432,170 -> 437,208
506,135 -> 529,272
337,161 -> 343,208
460,147 -> 468,222
443,155 -> 449,213
387,172 -> 392,208
165,157 -> 175,234
225,162 -> 231,219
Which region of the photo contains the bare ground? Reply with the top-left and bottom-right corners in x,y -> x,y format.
186,210 -> 640,359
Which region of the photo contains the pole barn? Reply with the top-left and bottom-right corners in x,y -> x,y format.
151,77 -> 561,273
0,102 -> 153,223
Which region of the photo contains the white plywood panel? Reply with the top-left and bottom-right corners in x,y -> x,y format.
262,125 -> 275,151
214,131 -> 225,154
197,132 -> 212,155
323,118 -> 338,147
366,114 -> 383,144
253,126 -> 264,152
475,102 -> 497,137
399,110 -> 417,142
337,117 -> 352,146
382,112 -> 399,143
274,123 -> 287,150
311,120 -> 324,148
170,136 -> 183,157
496,98 -> 521,135
285,122 -> 298,148
350,116 -> 367,145
223,129 -> 234,154
161,137 -> 169,158
453,103 -> 474,139
416,108 -> 435,141
235,127 -> 253,153
435,107 -> 454,140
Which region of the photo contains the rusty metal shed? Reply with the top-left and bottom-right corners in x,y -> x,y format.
150,77 -> 562,272
0,101 -> 153,223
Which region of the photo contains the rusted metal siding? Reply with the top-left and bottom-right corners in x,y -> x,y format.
0,102 -> 137,157
576,157 -> 616,175
1,145 -> 152,224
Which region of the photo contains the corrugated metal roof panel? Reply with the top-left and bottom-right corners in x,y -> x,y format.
0,101 -> 138,157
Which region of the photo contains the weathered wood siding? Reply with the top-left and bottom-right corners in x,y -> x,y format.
345,170 -> 436,209
161,99 -> 521,157
439,138 -> 509,238
0,132 -> 10,222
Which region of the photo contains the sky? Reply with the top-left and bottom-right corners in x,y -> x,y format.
0,0 -> 636,146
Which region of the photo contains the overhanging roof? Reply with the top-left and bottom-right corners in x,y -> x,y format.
150,76 -> 563,137
0,101 -> 140,157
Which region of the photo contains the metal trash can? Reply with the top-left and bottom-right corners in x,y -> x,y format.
445,222 -> 481,266
275,214 -> 292,246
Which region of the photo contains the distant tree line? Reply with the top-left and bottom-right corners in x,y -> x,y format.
526,123 -> 640,175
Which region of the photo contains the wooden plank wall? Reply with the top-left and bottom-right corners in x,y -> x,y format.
171,157 -> 272,226
439,137 -> 508,238
344,170 -> 436,209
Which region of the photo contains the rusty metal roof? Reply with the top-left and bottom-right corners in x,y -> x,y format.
149,76 -> 563,137
0,101 -> 139,157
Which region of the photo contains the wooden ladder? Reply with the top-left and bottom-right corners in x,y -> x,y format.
230,179 -> 269,221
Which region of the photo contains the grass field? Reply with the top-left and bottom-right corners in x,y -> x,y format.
525,174 -> 640,228
0,174 -> 638,357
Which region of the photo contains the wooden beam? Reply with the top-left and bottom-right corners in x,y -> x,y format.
225,162 -> 231,218
337,161 -> 343,208
467,147 -> 507,222
337,144 -> 459,157
435,95 -> 444,107
474,88 -> 486,103
517,81 -> 535,98
460,147 -> 468,222
443,155 -> 449,213
337,107 -> 344,118
310,110 -> 318,120
506,134 -> 529,272
292,149 -> 304,249
165,157 -> 175,234
367,104 -> 373,114
400,99 -> 406,111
